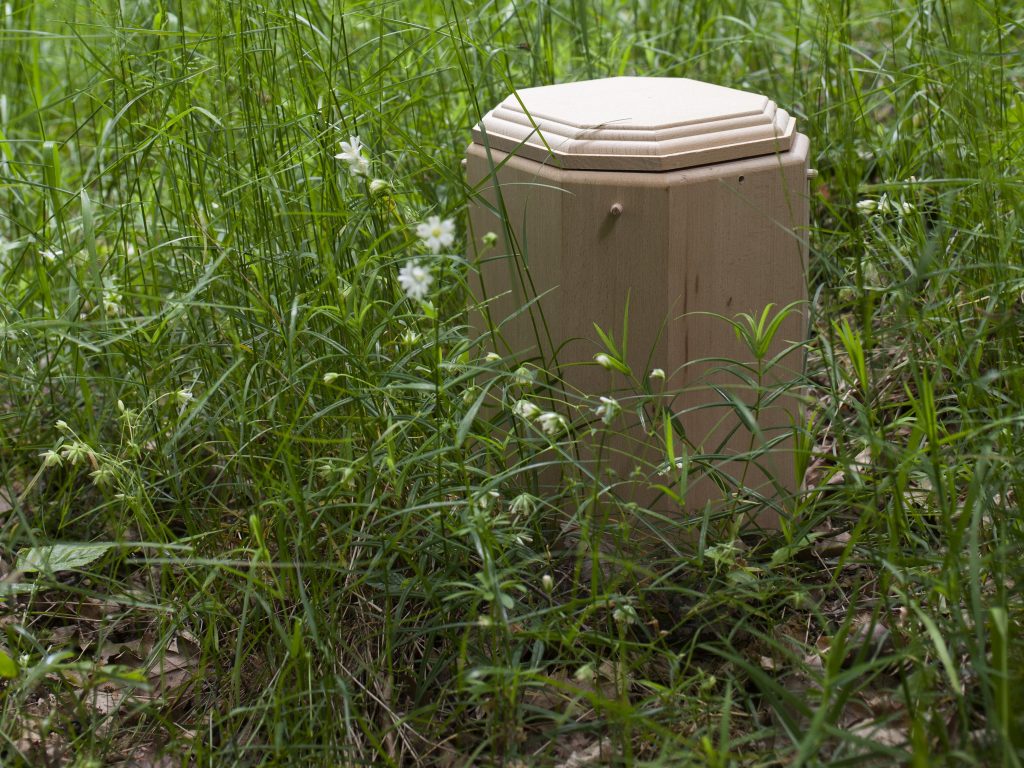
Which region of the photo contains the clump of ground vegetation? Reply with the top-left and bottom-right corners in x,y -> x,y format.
0,0 -> 1022,765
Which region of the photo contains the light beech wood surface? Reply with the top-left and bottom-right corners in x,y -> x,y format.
473,76 -> 795,172
467,79 -> 809,532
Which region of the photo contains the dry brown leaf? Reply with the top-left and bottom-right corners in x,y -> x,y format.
111,747 -> 182,767
521,679 -> 571,713
814,530 -> 852,558
149,650 -> 196,699
556,737 -> 616,768
849,616 -> 893,655
849,718 -> 909,749
0,486 -> 13,515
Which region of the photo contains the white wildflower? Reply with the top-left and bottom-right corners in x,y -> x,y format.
485,352 -> 501,362
398,260 -> 433,301
513,366 -> 535,388
90,465 -> 116,488
117,400 -> 138,425
537,411 -> 566,436
473,489 -> 500,511
322,372 -> 340,384
415,215 -> 456,254
594,352 -> 628,374
574,663 -> 595,683
60,441 -> 92,466
102,277 -> 123,317
900,200 -> 915,215
594,396 -> 620,425
856,199 -> 877,214
173,388 -> 194,405
508,492 -> 539,516
39,449 -> 62,468
369,178 -> 389,195
481,231 -> 498,248
512,399 -> 540,420
613,603 -> 638,624
334,135 -> 370,176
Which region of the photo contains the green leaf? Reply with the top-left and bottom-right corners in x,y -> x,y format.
769,533 -> 824,568
0,582 -> 38,596
0,650 -> 18,678
16,543 -> 116,574
455,381 -> 492,448
712,386 -> 764,443
912,604 -> 962,695
592,322 -> 620,358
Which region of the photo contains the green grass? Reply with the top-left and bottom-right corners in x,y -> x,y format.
0,0 -> 1022,765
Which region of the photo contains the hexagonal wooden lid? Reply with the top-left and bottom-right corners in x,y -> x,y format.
472,76 -> 796,172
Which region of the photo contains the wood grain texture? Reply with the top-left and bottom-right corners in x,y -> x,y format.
473,76 -> 795,172
466,132 -> 810,532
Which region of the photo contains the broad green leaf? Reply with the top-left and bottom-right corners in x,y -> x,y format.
770,533 -> 824,568
16,543 -> 116,574
0,650 -> 18,679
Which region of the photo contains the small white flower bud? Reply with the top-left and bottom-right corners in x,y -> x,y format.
513,366 -> 535,387
537,411 -> 566,436
513,399 -> 541,420
39,449 -> 62,468
323,372 -> 340,384
594,396 -> 621,425
574,663 -> 595,683
613,604 -> 638,624
61,441 -> 92,466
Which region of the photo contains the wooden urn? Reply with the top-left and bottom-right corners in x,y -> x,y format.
466,77 -> 810,529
